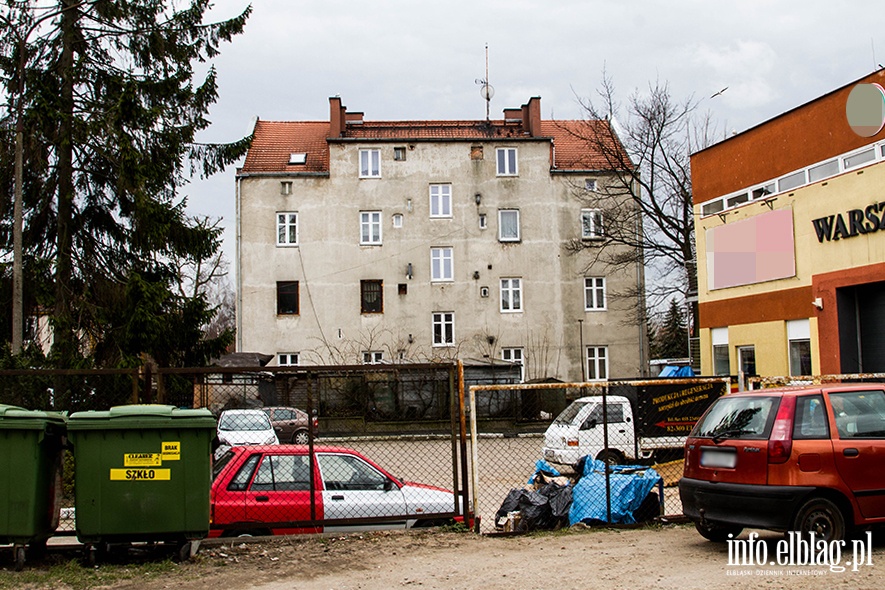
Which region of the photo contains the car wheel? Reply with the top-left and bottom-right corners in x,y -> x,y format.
292,430 -> 310,445
694,521 -> 743,542
793,497 -> 846,542
596,449 -> 624,467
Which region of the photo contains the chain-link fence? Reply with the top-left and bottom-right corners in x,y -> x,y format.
468,378 -> 729,533
0,365 -> 728,541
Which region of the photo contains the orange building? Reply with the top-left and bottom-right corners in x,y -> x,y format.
691,70 -> 885,384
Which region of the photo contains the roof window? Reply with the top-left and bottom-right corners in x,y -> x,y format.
288,153 -> 307,165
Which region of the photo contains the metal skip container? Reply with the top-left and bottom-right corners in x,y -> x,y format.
0,404 -> 66,570
66,405 -> 215,560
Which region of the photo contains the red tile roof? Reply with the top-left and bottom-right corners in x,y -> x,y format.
240,114 -> 631,174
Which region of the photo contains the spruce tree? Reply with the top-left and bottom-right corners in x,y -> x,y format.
0,1 -> 251,368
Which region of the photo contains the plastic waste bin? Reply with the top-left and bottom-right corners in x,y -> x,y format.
0,404 -> 67,570
66,404 -> 215,562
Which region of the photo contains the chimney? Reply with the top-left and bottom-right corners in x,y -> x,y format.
329,96 -> 346,137
522,97 -> 541,137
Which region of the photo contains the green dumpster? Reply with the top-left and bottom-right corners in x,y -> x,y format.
67,404 -> 215,558
0,404 -> 67,570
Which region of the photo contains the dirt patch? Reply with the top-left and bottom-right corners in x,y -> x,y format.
96,525 -> 885,590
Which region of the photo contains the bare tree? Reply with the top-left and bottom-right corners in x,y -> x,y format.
564,72 -> 719,337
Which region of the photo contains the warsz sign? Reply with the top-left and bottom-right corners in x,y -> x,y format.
812,203 -> 885,243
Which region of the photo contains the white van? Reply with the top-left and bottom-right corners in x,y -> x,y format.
542,395 -> 685,467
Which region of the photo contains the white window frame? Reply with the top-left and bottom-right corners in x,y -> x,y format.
787,319 -> 811,377
581,209 -> 603,239
584,178 -> 598,192
496,147 -> 518,176
430,247 -> 453,282
276,212 -> 298,246
479,213 -> 488,230
500,278 -> 523,313
711,327 -> 729,376
432,312 -> 454,347
362,351 -> 383,365
278,353 -> 299,366
502,347 -> 525,381
584,277 -> 606,311
392,213 -> 403,228
429,184 -> 452,218
498,209 -> 520,242
360,211 -> 382,245
359,148 -> 381,178
586,346 -> 608,381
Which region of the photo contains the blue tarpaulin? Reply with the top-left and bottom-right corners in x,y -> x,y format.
569,459 -> 663,525
658,365 -> 696,377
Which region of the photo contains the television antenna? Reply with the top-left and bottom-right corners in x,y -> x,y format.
475,43 -> 494,121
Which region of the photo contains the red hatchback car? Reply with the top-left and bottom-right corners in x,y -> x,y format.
680,384 -> 885,542
210,444 -> 463,537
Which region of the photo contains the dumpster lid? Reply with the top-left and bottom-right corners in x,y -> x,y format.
68,404 -> 215,429
0,404 -> 67,429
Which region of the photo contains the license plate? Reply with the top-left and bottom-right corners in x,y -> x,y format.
700,448 -> 737,469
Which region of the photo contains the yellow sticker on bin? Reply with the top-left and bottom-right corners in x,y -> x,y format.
110,468 -> 171,481
161,441 -> 180,460
123,453 -> 162,467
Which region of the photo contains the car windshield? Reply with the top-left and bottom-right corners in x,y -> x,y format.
693,396 -> 778,440
219,412 -> 270,431
554,401 -> 588,424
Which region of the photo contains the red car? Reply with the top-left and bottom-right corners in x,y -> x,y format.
680,383 -> 885,542
210,445 -> 464,537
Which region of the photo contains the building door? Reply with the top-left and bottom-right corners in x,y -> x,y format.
837,282 -> 885,373
737,345 -> 756,390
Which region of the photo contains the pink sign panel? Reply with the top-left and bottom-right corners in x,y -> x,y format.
706,208 -> 796,290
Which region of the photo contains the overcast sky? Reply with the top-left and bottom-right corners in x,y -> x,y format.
189,0 -> 885,268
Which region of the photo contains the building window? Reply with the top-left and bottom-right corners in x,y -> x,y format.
496,147 -> 517,176
586,346 -> 608,381
281,181 -> 293,195
277,281 -> 299,315
359,148 -> 381,178
429,184 -> 452,218
500,278 -> 522,312
431,247 -> 453,281
360,211 -> 382,244
362,351 -> 383,364
392,213 -> 403,228
277,212 -> 298,246
432,312 -> 454,346
393,147 -> 406,161
584,179 -> 597,192
479,213 -> 487,229
498,209 -> 520,242
278,353 -> 299,366
581,209 -> 603,239
584,277 -> 606,310
711,327 -> 729,376
787,319 -> 812,377
360,280 -> 383,313
502,347 -> 524,381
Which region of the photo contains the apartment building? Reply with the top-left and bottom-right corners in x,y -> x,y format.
692,70 -> 885,383
235,96 -> 647,382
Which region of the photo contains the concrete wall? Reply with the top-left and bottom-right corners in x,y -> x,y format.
238,139 -> 645,382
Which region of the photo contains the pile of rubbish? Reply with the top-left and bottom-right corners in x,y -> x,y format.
494,458 -> 662,533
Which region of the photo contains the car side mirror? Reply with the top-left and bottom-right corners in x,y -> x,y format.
384,478 -> 397,492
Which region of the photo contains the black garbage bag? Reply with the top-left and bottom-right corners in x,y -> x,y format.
494,481 -> 573,532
